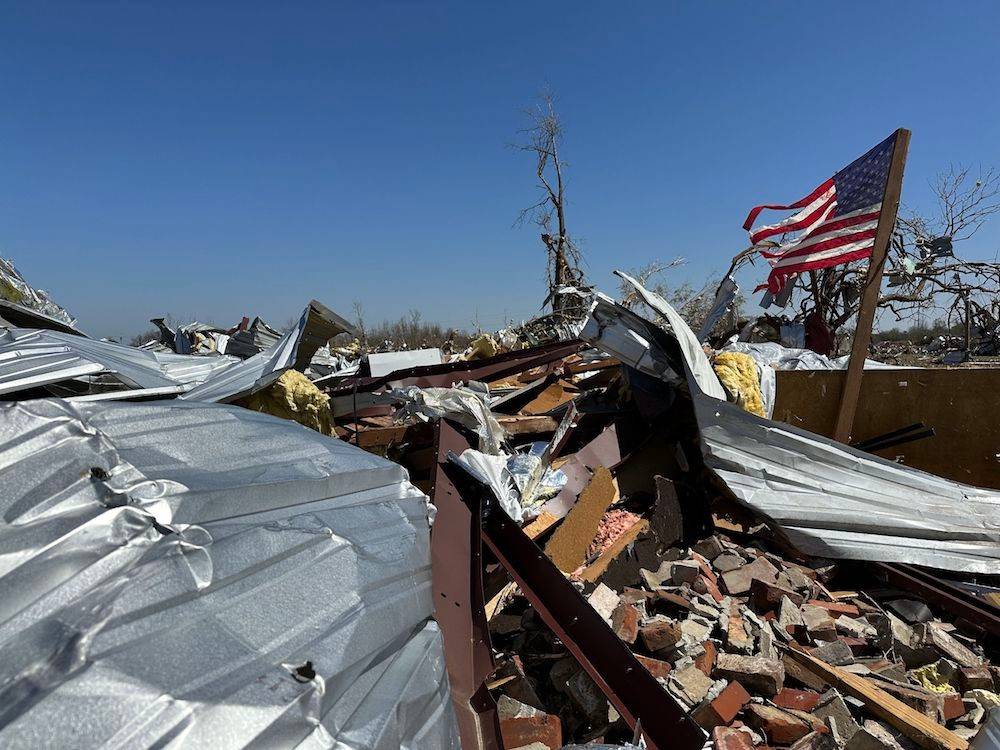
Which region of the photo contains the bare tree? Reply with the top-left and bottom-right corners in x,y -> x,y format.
515,91 -> 587,318
351,299 -> 367,345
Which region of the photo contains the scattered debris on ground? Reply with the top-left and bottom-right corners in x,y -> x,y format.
0,255 -> 997,750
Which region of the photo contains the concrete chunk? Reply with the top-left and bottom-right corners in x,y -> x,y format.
586,583 -> 620,623
713,652 -> 785,696
668,663 -> 714,708
720,555 -> 779,595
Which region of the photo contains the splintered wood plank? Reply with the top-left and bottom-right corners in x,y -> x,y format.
786,646 -> 968,750
580,519 -> 649,583
496,415 -> 560,435
521,380 -> 577,415
544,467 -> 619,573
522,511 -> 559,540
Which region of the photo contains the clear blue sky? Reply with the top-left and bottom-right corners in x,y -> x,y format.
3,2 -> 999,339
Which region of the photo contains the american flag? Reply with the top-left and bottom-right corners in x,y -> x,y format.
743,132 -> 898,294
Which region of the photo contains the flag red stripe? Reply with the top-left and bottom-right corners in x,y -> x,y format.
741,178 -> 835,231
758,212 -> 880,259
755,246 -> 875,293
749,192 -> 836,245
768,228 -> 877,265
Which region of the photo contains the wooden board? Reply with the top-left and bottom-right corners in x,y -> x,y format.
773,367 -> 1000,489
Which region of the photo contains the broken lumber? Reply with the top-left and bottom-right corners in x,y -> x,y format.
786,645 -> 969,750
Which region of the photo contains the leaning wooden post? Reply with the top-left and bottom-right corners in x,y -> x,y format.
833,128 -> 911,443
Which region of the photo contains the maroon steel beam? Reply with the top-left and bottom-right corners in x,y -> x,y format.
325,339 -> 585,395
440,432 -> 705,750
874,562 -> 1000,646
430,421 -> 504,750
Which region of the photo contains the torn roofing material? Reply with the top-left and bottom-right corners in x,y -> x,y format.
0,300 -> 356,404
0,327 -> 238,396
0,257 -> 81,335
581,274 -> 1000,574
0,398 -> 459,748
179,300 -> 356,403
223,316 -> 282,359
691,393 -> 1000,574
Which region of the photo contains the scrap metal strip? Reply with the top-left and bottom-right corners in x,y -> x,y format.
441,439 -> 704,750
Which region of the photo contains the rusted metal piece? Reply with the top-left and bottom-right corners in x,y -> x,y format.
874,562 -> 1000,646
430,421 -> 504,750
440,437 -> 705,750
325,339 -> 586,395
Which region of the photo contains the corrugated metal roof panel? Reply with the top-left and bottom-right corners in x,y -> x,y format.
0,399 -> 459,748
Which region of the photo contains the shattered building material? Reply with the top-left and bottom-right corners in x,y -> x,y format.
240,368 -> 333,434
0,398 -> 459,748
224,316 -> 282,358
580,281 -> 1000,574
0,326 -> 237,397
0,300 -> 355,404
438,422 -> 706,750
0,257 -> 79,333
180,299 -> 356,403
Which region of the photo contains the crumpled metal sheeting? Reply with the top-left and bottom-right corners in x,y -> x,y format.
613,271 -> 727,400
180,300 -> 356,404
391,383 -> 505,455
0,327 -> 237,396
0,399 -> 459,749
693,393 -> 1000,574
0,257 -> 77,329
580,278 -> 1000,574
582,295 -> 687,388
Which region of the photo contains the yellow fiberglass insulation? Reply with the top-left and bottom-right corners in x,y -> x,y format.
244,369 -> 333,435
712,351 -> 765,418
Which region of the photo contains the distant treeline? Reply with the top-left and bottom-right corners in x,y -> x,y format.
872,320 -> 966,342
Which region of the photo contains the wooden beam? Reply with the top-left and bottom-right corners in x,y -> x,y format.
496,414 -> 560,434
833,128 -> 911,442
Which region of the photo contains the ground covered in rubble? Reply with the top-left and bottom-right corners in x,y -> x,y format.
488,525 -> 998,750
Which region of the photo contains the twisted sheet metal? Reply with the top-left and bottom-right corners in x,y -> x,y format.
581,282 -> 1000,575
0,398 -> 458,749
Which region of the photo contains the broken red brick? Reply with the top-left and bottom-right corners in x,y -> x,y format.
640,618 -> 681,652
744,704 -> 812,745
699,573 -> 725,603
941,693 -> 966,722
712,726 -> 755,750
610,601 -> 640,644
690,550 -> 719,585
750,578 -> 804,613
772,688 -> 822,713
804,600 -> 860,618
634,653 -> 672,679
692,680 -> 752,729
694,640 -> 717,676
654,589 -> 694,611
959,666 -> 995,692
838,636 -> 872,655
499,713 -> 562,750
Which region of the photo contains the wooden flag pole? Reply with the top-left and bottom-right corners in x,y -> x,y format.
833,128 -> 911,443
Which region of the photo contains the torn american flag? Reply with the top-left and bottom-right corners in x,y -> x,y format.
743,132 -> 898,294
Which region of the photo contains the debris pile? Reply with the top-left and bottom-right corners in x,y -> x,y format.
487,524 -> 999,749
413,274 -> 999,750
0,255 -> 997,750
